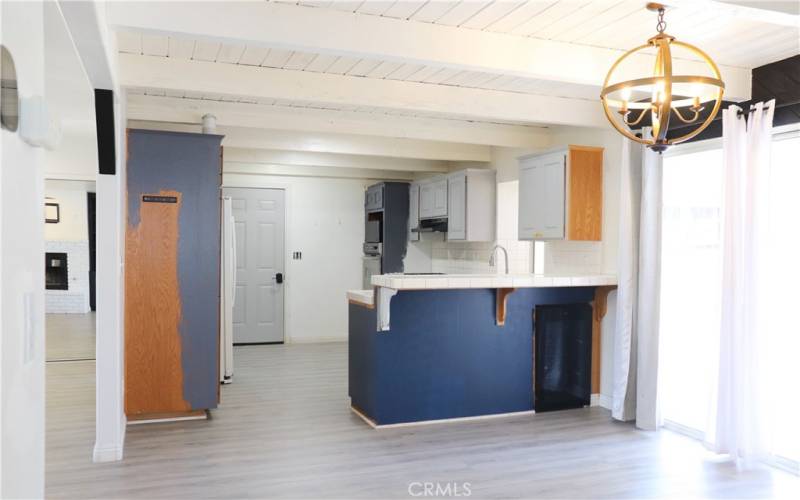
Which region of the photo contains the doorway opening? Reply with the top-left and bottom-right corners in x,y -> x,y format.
42,0 -> 100,492
44,179 -> 97,363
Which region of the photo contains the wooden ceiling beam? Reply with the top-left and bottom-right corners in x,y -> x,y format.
127,120 -> 493,162
120,54 -> 609,128
107,0 -> 751,100
125,93 -> 552,148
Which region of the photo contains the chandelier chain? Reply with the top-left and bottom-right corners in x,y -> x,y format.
656,8 -> 666,33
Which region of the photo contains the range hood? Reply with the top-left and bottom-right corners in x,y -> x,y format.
412,217 -> 448,233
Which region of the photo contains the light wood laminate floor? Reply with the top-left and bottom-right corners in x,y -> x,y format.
46,343 -> 799,499
46,312 -> 95,361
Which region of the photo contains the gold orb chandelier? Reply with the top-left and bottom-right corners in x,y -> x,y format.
600,3 -> 725,152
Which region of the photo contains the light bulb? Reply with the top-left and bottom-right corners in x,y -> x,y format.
690,83 -> 704,105
652,80 -> 665,104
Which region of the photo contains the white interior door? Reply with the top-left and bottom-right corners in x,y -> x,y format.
223,187 -> 285,344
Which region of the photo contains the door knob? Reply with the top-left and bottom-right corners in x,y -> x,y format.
275,273 -> 284,284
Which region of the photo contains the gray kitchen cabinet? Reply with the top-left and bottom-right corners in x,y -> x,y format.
518,146 -> 603,241
419,177 -> 448,219
446,173 -> 466,240
518,151 -> 565,239
365,183 -> 384,212
446,169 -> 496,242
408,182 -> 420,241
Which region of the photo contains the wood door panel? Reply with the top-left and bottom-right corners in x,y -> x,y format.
567,147 -> 603,241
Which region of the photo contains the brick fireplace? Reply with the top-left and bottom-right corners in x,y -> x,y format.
45,241 -> 90,313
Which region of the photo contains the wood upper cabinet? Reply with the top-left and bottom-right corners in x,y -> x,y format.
518,145 -> 603,241
419,177 -> 448,219
447,169 -> 496,242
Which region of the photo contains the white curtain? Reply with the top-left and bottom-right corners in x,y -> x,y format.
706,100 -> 775,465
612,138 -> 640,422
613,134 -> 664,430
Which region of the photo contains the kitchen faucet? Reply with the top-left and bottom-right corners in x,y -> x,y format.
489,245 -> 509,275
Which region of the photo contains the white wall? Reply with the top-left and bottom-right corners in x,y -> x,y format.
0,1 -> 46,497
44,120 -> 97,180
43,0 -> 97,182
45,179 -> 93,241
404,237 -> 434,274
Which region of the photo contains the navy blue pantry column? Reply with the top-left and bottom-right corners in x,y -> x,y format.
124,129 -> 223,418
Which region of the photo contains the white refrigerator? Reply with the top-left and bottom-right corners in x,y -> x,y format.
220,197 -> 236,384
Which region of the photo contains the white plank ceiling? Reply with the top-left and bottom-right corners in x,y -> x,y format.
282,0 -> 799,68
116,32 -> 601,102
117,1 -> 799,99
115,1 -> 798,135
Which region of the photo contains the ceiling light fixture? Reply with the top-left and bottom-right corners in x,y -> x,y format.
600,3 -> 725,152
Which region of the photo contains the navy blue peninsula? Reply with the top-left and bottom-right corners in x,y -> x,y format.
347,274 -> 616,427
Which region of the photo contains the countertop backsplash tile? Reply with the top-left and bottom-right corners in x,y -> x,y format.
429,239 -> 532,274
543,240 -> 603,275
409,238 -> 604,276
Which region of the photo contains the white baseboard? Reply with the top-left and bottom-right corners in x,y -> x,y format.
351,406 -> 536,429
286,335 -> 346,344
590,393 -> 613,410
93,417 -> 126,463
92,442 -> 123,462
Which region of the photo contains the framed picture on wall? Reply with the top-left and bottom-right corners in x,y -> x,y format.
45,202 -> 60,223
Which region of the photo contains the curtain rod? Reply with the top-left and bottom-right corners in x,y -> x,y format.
736,99 -> 800,116
662,99 -> 800,135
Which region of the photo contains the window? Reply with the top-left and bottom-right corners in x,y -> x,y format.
659,131 -> 800,471
763,133 -> 800,467
660,146 -> 723,435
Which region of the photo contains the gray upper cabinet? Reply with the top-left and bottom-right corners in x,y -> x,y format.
446,173 -> 466,240
419,177 -> 448,219
518,151 -> 566,240
408,182 -> 420,242
518,145 -> 603,241
365,183 -> 384,212
446,169 -> 496,242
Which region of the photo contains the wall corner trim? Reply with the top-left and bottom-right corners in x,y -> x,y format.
92,443 -> 123,462
92,419 -> 125,463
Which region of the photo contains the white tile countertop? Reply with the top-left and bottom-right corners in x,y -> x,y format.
346,289 -> 375,306
349,273 -> 617,330
370,273 -> 617,290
